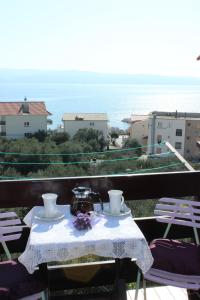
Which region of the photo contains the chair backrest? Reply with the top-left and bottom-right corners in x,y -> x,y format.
0,211 -> 22,259
154,197 -> 200,243
0,211 -> 22,242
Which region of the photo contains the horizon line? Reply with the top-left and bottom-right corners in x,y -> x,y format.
0,68 -> 200,79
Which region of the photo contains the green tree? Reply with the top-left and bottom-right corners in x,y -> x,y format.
27,164 -> 86,178
110,132 -> 119,146
50,131 -> 70,145
27,130 -> 47,142
3,138 -> 60,175
59,141 -> 92,164
0,167 -> 22,180
110,132 -> 119,140
122,138 -> 142,156
73,128 -> 107,151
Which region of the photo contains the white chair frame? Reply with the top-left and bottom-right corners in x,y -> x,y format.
134,197 -> 200,300
0,211 -> 47,300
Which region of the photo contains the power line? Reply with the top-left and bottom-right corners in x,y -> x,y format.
0,142 -> 165,156
125,162 -> 184,174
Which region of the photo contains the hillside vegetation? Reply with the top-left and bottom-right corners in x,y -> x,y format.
0,128 -> 185,180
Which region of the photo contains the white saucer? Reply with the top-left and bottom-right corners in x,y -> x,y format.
34,209 -> 65,222
96,204 -> 131,217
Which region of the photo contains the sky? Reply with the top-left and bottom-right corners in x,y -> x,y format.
0,0 -> 200,77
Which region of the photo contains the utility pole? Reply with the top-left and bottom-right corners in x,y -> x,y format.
165,141 -> 195,172
151,113 -> 156,154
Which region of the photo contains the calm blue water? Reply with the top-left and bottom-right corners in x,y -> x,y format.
0,83 -> 200,129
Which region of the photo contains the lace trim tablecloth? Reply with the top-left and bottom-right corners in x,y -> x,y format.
19,204 -> 153,274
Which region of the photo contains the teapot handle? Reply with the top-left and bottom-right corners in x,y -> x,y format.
90,192 -> 104,211
99,196 -> 104,211
89,191 -> 99,201
89,192 -> 99,199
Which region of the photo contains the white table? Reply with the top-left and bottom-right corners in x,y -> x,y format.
19,204 -> 153,275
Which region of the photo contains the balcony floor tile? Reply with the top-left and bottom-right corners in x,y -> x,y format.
127,286 -> 188,300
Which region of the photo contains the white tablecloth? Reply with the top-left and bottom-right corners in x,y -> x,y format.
18,204 -> 153,274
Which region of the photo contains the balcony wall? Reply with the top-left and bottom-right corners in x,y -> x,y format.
1,170 -> 200,208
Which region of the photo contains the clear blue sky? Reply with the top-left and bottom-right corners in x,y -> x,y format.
0,0 -> 200,76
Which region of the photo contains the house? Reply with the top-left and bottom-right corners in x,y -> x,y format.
148,111 -> 200,160
62,113 -> 108,139
128,114 -> 149,146
0,100 -> 51,139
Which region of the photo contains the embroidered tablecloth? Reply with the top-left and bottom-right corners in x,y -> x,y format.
19,204 -> 153,274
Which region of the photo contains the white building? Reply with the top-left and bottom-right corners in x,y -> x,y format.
125,111 -> 200,159
0,101 -> 51,139
147,111 -> 200,159
62,113 -> 108,139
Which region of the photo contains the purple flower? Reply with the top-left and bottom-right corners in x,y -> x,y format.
73,212 -> 92,230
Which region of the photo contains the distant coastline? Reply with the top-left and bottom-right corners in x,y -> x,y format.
1,76 -> 200,131
0,69 -> 200,85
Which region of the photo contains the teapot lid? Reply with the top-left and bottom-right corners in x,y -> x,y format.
72,186 -> 92,197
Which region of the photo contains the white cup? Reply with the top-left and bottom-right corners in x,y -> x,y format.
42,193 -> 58,218
108,190 -> 124,215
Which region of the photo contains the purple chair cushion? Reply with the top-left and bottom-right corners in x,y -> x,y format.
0,259 -> 47,300
0,288 -> 11,300
150,239 -> 200,275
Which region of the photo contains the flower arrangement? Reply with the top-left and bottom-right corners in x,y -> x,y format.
73,212 -> 92,230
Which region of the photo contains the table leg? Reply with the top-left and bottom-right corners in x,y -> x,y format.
134,270 -> 141,300
112,259 -> 127,300
39,263 -> 50,299
39,263 -> 48,276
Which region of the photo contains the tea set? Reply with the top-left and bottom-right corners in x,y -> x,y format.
36,186 -> 130,223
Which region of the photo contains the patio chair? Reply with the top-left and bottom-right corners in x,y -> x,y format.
134,197 -> 200,300
0,211 -> 47,300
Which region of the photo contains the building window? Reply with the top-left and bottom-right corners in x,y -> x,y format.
0,116 -> 6,125
176,129 -> 182,136
157,134 -> 162,144
24,132 -> 32,138
175,142 -> 182,149
24,122 -> 30,127
90,122 -> 94,126
157,122 -> 162,129
0,132 -> 6,136
187,136 -> 190,140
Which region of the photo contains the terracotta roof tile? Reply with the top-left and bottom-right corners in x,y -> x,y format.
0,102 -> 51,116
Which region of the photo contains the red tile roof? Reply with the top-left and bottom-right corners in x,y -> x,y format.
0,102 -> 51,116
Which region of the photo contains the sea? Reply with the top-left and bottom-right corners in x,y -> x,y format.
0,82 -> 200,130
